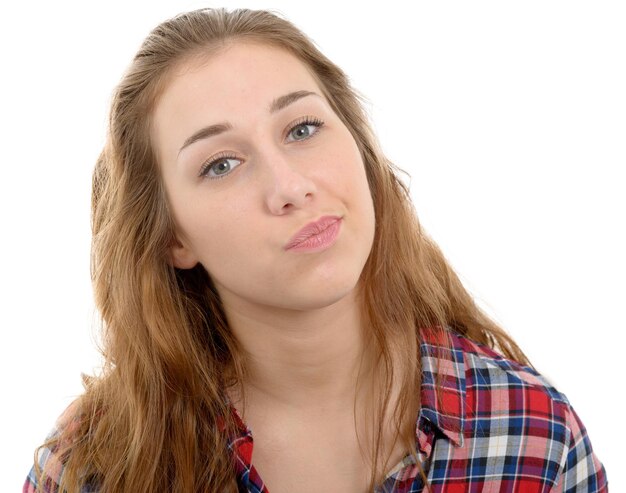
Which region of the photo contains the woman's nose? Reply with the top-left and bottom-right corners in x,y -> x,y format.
261,151 -> 317,215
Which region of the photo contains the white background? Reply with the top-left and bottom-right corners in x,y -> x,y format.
1,1 -> 623,490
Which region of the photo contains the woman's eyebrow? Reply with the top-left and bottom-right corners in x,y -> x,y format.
269,89 -> 319,113
177,90 -> 321,156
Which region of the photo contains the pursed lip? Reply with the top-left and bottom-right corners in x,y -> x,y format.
284,215 -> 342,250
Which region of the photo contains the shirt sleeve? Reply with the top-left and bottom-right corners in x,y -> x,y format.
553,404 -> 608,492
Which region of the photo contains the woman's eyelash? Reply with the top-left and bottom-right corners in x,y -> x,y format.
198,152 -> 241,180
286,116 -> 325,141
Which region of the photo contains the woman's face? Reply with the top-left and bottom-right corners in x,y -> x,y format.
152,42 -> 376,313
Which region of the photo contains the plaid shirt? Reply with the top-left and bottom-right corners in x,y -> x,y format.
25,329 -> 607,492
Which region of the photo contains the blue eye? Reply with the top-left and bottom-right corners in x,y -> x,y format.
286,117 -> 324,142
199,155 -> 242,179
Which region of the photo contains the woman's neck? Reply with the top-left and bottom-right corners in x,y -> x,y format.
221,287 -> 375,413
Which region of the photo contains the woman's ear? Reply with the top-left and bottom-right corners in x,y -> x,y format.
169,237 -> 199,269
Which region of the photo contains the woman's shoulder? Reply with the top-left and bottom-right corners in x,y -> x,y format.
422,327 -> 608,491
422,327 -> 564,398
24,431 -> 66,493
453,329 -> 567,400
23,401 -> 94,493
444,328 -> 584,428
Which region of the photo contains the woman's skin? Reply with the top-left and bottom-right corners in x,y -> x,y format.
152,42 -> 409,492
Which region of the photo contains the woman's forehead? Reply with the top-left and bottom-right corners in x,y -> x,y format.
166,41 -> 320,98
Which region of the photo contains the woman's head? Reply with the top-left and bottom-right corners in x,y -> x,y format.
92,7 -> 409,356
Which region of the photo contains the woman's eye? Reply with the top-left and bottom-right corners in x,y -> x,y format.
199,156 -> 242,179
286,118 -> 324,143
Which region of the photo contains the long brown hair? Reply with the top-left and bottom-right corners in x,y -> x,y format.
35,8 -> 530,492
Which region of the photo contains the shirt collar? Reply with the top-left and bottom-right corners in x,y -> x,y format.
417,327 -> 466,447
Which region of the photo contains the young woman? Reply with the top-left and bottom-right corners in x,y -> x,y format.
25,8 -> 607,493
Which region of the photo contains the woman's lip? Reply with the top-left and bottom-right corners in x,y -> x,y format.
284,215 -> 342,251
